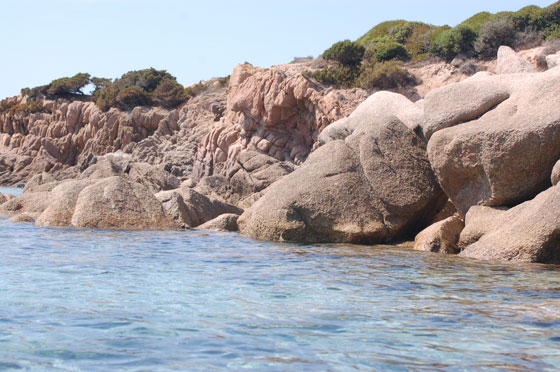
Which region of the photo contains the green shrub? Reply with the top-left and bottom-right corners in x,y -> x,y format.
544,24 -> 560,39
357,60 -> 417,90
184,82 -> 207,99
356,20 -> 408,46
475,14 -> 516,59
429,25 -> 477,60
512,5 -> 545,30
93,68 -> 185,111
309,65 -> 359,88
153,79 -> 187,109
366,38 -> 409,62
322,40 -> 365,67
114,86 -> 151,111
46,73 -> 91,96
459,12 -> 497,32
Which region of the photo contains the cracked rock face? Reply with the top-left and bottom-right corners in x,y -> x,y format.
238,116 -> 444,244
192,63 -> 368,180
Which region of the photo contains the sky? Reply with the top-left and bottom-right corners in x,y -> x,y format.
0,0 -> 555,99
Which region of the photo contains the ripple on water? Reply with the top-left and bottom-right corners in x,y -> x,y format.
0,217 -> 559,371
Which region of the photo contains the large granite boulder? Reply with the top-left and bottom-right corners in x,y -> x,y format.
458,185 -> 560,264
427,68 -> 560,214
35,179 -> 95,227
71,176 -> 176,230
238,116 -> 443,243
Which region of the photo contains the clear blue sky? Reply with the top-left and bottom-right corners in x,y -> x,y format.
0,0 -> 555,99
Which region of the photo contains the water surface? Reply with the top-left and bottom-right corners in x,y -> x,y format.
0,204 -> 559,371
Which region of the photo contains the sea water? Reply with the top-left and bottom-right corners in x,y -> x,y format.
0,189 -> 559,371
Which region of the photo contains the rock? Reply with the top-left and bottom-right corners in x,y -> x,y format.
421,74 -> 511,140
180,188 -> 242,227
0,192 -> 52,217
427,68 -> 560,215
319,91 -> 423,144
546,53 -> 560,69
414,215 -> 464,254
193,63 -> 368,179
197,213 -> 239,232
9,213 -> 37,223
229,151 -> 296,202
0,193 -> 6,205
496,46 -> 537,74
459,185 -> 560,263
127,162 -> 181,193
71,177 -> 176,230
156,187 -> 242,228
35,179 -> 95,227
239,116 -> 443,243
553,160 -> 560,186
154,190 -> 191,228
23,172 -> 57,193
80,157 -> 127,180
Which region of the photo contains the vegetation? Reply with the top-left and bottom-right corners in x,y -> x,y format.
322,40 -> 365,66
21,73 -> 98,99
308,1 -> 560,89
0,99 -> 50,117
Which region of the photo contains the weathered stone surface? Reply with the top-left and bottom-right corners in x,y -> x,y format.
156,187 -> 242,228
35,179 -> 95,227
9,213 -> 37,223
197,213 -> 239,232
193,63 -> 368,180
0,191 -> 51,217
127,162 -> 180,193
546,53 -> 560,69
496,46 -> 537,74
459,185 -> 560,263
414,214 -> 464,254
71,177 -> 176,230
552,159 -> 560,186
319,91 -> 423,144
421,73 -> 511,140
427,68 -> 560,214
0,193 -> 6,205
239,116 -> 443,243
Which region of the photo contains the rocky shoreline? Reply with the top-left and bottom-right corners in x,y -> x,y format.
2,46 -> 560,264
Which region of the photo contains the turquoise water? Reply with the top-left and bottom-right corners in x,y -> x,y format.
1,194 -> 560,370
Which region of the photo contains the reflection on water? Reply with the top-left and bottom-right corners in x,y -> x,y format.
0,218 -> 559,371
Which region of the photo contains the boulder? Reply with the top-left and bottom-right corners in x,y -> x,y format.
552,159 -> 560,186
71,177 -> 176,230
239,116 -> 443,243
80,157 -> 126,180
156,187 -> 242,228
496,46 -> 537,74
546,53 -> 560,69
0,192 -> 52,217
459,185 -> 560,263
35,179 -> 95,227
197,214 -> 240,232
127,162 -> 181,193
414,214 -> 464,254
427,68 -> 560,214
9,213 -> 37,223
0,193 -> 6,205
319,91 -> 423,144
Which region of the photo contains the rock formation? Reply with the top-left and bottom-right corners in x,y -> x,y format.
238,116 -> 444,243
